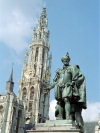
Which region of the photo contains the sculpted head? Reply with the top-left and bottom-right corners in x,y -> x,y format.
61,52 -> 70,66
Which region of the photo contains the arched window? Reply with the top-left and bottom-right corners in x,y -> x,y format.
30,87 -> 34,100
11,107 -> 16,132
0,105 -> 3,120
41,48 -> 45,78
35,33 -> 37,39
28,102 -> 32,112
35,47 -> 39,61
34,64 -> 37,77
42,48 -> 45,63
39,32 -> 41,39
0,105 -> 3,113
22,88 -> 27,100
16,110 -> 22,133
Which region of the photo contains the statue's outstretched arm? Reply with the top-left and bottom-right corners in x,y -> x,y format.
44,82 -> 56,94
48,82 -> 56,90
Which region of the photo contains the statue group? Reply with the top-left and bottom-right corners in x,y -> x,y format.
47,52 -> 87,132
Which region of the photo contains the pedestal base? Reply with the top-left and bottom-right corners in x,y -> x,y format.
95,125 -> 100,133
26,120 -> 82,133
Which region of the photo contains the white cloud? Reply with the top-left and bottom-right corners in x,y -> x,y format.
49,100 -> 100,122
82,102 -> 100,122
49,100 -> 56,120
0,0 -> 43,54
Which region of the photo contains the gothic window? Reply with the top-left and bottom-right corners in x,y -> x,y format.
16,110 -> 22,133
0,105 -> 3,120
30,87 -> 34,100
34,64 -> 36,76
11,107 -> 16,133
35,47 -> 39,61
22,87 -> 27,100
41,48 -> 45,78
25,106 -> 27,110
28,102 -> 32,112
39,32 -> 41,39
0,105 -> 3,113
35,33 -> 37,39
42,48 -> 45,63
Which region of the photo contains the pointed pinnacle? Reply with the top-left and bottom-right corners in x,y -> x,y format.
8,68 -> 13,82
41,8 -> 46,17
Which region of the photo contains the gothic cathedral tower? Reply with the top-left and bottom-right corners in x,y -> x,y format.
18,8 -> 52,124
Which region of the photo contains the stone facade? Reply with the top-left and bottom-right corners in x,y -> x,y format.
18,8 -> 51,124
0,8 -> 51,133
0,69 -> 25,133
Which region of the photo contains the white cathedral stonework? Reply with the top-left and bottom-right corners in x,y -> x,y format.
0,70 -> 25,133
18,8 -> 52,125
0,8 -> 51,133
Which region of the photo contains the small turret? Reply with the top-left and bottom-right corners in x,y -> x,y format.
6,68 -> 14,93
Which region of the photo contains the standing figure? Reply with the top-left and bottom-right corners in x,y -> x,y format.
47,52 -> 86,132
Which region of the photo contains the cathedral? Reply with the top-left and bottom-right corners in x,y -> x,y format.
0,8 -> 99,133
18,7 -> 51,124
0,8 -> 51,133
0,69 -> 25,133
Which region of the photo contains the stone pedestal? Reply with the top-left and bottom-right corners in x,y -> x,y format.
95,126 -> 100,133
26,120 -> 82,133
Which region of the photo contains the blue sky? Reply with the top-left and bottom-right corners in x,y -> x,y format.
0,0 -> 100,120
46,0 -> 100,102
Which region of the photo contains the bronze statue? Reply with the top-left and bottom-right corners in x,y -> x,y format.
47,52 -> 87,132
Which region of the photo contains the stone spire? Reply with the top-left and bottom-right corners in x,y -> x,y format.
18,8 -> 51,124
6,68 -> 14,93
8,68 -> 13,82
32,8 -> 49,43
